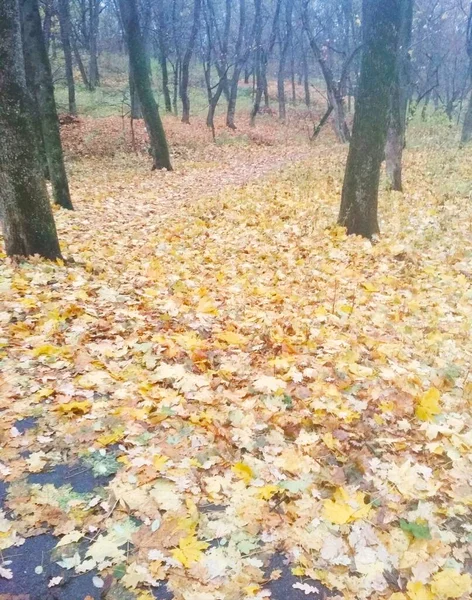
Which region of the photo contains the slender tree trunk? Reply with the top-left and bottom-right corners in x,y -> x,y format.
0,0 -> 62,259
88,0 -> 100,89
71,35 -> 91,89
117,0 -> 171,171
461,6 -> 472,145
180,0 -> 202,124
156,0 -> 172,113
129,58 -> 142,119
385,0 -> 414,192
57,0 -> 76,115
250,0 -> 263,126
173,60 -> 180,116
338,0 -> 401,238
277,1 -> 293,122
226,0 -> 247,129
302,49 -> 310,107
461,88 -> 472,144
21,0 -> 73,210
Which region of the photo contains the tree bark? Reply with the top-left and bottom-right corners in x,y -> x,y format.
117,0 -> 172,171
0,0 -> 62,259
21,0 -> 73,210
57,0 -> 77,115
226,0 -> 248,129
338,0 -> 401,238
156,0 -> 172,113
277,0 -> 293,122
385,0 -> 414,192
129,58 -> 142,119
180,0 -> 202,124
88,0 -> 100,90
461,5 -> 472,145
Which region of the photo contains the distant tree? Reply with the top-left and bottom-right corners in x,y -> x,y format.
461,3 -> 472,145
117,0 -> 172,170
338,0 -> 401,238
181,0 -> 202,124
385,0 -> 414,191
277,0 -> 293,122
57,0 -> 77,115
21,0 -> 73,210
0,0 -> 62,259
155,0 -> 173,113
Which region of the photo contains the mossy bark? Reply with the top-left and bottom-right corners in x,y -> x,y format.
118,0 -> 172,171
338,0 -> 401,238
21,0 -> 73,210
0,0 -> 62,259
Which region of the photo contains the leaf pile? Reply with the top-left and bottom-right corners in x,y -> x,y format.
1,140 -> 472,600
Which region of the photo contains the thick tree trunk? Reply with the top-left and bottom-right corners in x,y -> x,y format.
0,0 -> 61,259
117,0 -> 172,171
338,0 -> 401,238
21,0 -> 73,210
57,0 -> 76,115
180,0 -> 202,124
42,0 -> 52,52
385,0 -> 413,192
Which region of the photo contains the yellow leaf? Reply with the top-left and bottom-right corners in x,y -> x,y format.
406,581 -> 434,600
216,330 -> 249,346
244,585 -> 261,596
32,344 -> 61,357
97,428 -> 125,446
34,387 -> 55,401
232,462 -> 255,484
56,400 -> 92,416
257,485 -> 279,500
322,487 -> 371,525
197,296 -> 218,315
171,535 -> 209,567
362,282 -> 379,292
322,432 -> 337,450
153,455 -> 169,471
390,594 -> 408,600
291,566 -> 305,576
416,388 -> 441,421
430,569 -> 472,599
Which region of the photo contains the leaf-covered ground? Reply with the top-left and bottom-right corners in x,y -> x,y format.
1,125 -> 472,600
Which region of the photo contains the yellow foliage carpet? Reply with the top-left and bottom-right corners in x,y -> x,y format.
1,129 -> 472,600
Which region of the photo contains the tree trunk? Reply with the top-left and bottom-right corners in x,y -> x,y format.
338,0 -> 401,238
71,35 -> 91,89
129,58 -> 142,119
461,88 -> 472,145
117,0 -> 172,171
0,0 -> 61,259
42,0 -> 52,52
277,1 -> 293,122
180,0 -> 202,124
21,0 -> 73,210
57,0 -> 76,115
156,0 -> 172,113
385,0 -> 413,192
88,0 -> 100,89
226,0 -> 247,129
461,6 -> 472,145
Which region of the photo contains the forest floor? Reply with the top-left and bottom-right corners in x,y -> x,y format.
1,112 -> 472,600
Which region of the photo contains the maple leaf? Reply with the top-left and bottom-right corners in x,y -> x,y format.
406,581 -> 434,600
322,487 -> 371,525
171,534 -> 209,567
55,400 -> 92,415
216,330 -> 249,346
232,462 -> 255,484
415,388 -> 441,421
430,569 -> 472,599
